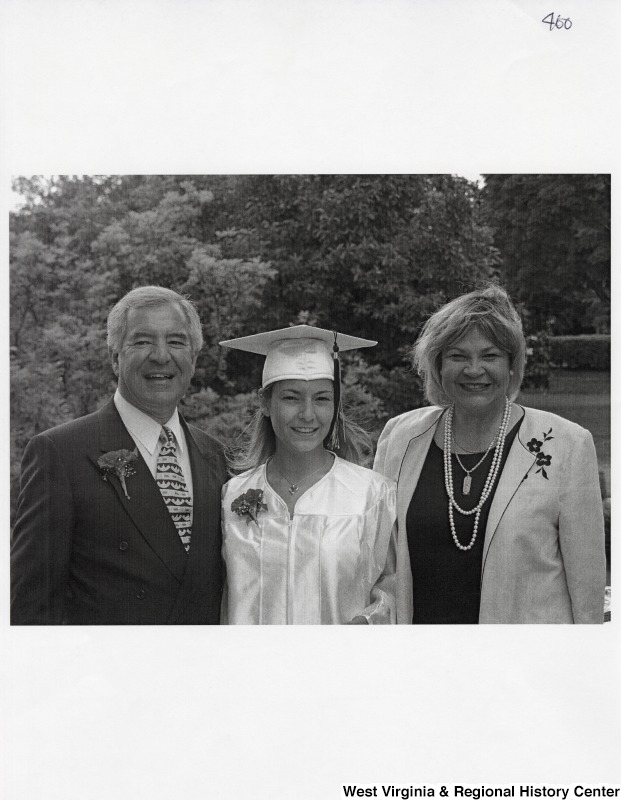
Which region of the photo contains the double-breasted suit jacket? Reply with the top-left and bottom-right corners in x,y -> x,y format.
11,398 -> 227,624
373,405 -> 606,624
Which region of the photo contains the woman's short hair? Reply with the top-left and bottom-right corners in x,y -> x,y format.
411,284 -> 526,406
227,383 -> 373,473
107,286 -> 204,357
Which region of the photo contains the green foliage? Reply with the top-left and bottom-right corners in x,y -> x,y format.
482,174 -> 610,333
522,332 -> 551,391
180,248 -> 276,388
180,388 -> 259,446
549,335 -> 610,370
232,175 -> 499,367
343,356 -> 425,426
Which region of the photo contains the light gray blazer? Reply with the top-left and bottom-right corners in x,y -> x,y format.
373,405 -> 606,624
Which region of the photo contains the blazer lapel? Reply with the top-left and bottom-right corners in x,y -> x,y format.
88,398 -> 188,583
482,408 -> 537,565
396,419 -> 440,529
393,409 -> 443,620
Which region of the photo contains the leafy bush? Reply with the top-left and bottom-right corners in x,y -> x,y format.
549,335 -> 610,370
522,332 -> 551,391
341,357 -> 425,435
180,389 -> 259,448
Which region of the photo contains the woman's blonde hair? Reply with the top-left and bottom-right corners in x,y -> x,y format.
227,383 -> 373,473
412,284 -> 526,406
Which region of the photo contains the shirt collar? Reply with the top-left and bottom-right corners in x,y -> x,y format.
114,390 -> 185,455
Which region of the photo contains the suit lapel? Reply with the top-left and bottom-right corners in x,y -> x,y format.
179,421 -> 216,574
88,398 -> 188,583
482,408 -> 537,564
166,419 -> 225,622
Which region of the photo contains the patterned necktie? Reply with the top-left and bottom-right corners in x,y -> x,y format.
156,426 -> 192,553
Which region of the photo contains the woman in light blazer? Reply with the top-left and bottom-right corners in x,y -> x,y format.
374,285 -> 605,624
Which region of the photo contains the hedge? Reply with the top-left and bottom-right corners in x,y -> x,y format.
549,335 -> 610,370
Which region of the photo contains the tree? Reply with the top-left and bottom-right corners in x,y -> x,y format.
482,174 -> 610,333
225,175 -> 499,366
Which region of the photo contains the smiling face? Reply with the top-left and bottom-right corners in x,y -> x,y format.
440,327 -> 511,419
262,379 -> 335,457
112,303 -> 197,424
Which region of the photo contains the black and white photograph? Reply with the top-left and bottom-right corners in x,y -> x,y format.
2,1 -> 620,799
8,173 -> 610,627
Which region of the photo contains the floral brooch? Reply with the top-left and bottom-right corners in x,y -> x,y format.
231,489 -> 267,524
98,448 -> 138,499
527,428 -> 554,480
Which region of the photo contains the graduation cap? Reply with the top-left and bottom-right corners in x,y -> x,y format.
220,325 -> 376,449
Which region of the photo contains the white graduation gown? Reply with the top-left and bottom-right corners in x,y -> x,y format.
221,457 -> 397,624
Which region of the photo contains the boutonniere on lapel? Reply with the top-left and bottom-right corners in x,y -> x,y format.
98,448 -> 139,499
526,428 -> 554,480
231,489 -> 267,525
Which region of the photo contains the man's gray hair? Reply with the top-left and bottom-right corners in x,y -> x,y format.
107,286 -> 204,357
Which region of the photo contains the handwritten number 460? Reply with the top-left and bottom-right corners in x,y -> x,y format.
542,12 -> 572,29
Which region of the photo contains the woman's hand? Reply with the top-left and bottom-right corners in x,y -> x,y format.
348,615 -> 369,624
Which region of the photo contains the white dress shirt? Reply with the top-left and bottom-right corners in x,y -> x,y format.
113,390 -> 194,510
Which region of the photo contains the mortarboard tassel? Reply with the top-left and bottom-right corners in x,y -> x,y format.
326,332 -> 342,451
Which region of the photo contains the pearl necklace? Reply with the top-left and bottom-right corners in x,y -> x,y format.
443,398 -> 511,551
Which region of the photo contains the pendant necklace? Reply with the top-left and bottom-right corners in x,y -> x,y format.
451,434 -> 498,496
270,459 -> 330,495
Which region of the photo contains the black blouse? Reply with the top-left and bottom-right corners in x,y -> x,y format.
407,418 -> 523,624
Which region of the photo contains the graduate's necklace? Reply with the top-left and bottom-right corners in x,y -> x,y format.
443,398 -> 511,552
270,457 -> 330,496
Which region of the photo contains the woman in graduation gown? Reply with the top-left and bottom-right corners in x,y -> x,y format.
219,326 -> 397,624
373,285 -> 606,624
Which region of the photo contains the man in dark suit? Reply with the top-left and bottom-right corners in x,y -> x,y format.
11,286 -> 227,624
